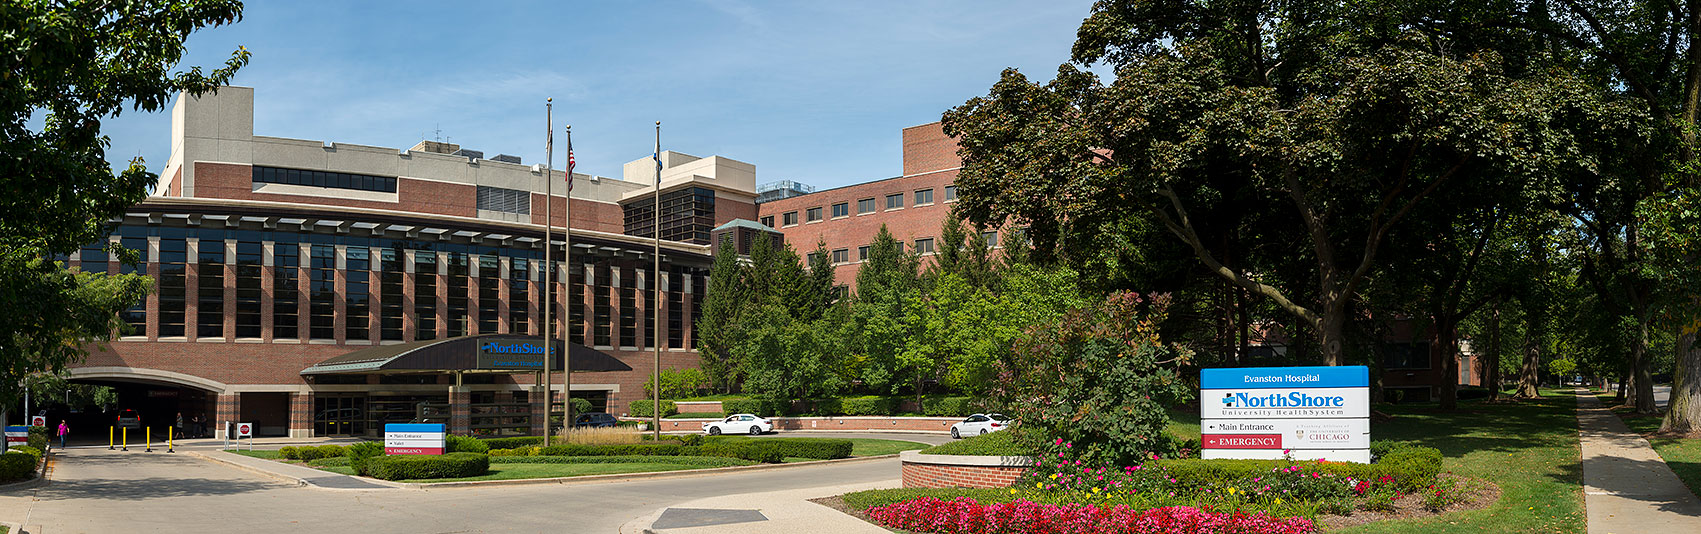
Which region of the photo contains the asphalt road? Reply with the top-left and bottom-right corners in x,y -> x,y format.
0,436 -> 917,534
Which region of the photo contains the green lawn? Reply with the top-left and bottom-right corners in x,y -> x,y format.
312,462 -> 715,482
844,438 -> 929,457
1166,407 -> 1202,442
1337,389 -> 1585,533
1611,403 -> 1701,502
228,449 -> 281,460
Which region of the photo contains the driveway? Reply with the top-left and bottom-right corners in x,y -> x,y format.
1,446 -> 902,533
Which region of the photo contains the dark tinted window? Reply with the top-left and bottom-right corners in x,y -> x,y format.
252,166 -> 397,193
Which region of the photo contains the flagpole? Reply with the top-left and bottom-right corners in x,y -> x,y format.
542,98 -> 554,447
563,125 -> 574,436
652,121 -> 662,442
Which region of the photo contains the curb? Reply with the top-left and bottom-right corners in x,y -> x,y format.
410,453 -> 900,490
185,451 -> 309,487
0,450 -> 51,493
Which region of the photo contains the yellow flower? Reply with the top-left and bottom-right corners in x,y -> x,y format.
1092,487 -> 1101,493
1228,487 -> 1237,495
1051,473 -> 1060,479
1036,482 -> 1044,489
1010,489 -> 1018,495
1275,498 -> 1283,505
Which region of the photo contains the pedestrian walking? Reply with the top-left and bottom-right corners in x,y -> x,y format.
56,420 -> 69,449
175,412 -> 184,439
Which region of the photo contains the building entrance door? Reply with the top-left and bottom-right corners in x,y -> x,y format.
313,396 -> 366,436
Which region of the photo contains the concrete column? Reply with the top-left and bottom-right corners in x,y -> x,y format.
289,392 -> 314,438
146,236 -> 160,340
223,239 -> 237,341
185,238 -> 199,341
467,255 -> 482,336
261,241 -> 275,342
498,257 -> 511,334
214,393 -> 240,439
333,245 -> 347,344
529,385 -> 548,437
402,250 -> 417,342
448,386 -> 472,436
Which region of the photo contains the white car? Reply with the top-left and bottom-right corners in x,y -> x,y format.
950,413 -> 1011,439
703,413 -> 774,435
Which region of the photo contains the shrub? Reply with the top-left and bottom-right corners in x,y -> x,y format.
922,396 -> 975,417
364,452 -> 489,481
537,443 -> 687,457
294,446 -> 324,461
0,448 -> 42,481
28,426 -> 48,450
996,292 -> 1193,465
840,396 -> 899,416
315,444 -> 347,458
704,436 -> 851,459
676,434 -> 705,446
628,400 -> 678,417
489,455 -> 753,467
346,441 -> 384,475
866,498 -> 1318,534
922,429 -> 1029,456
799,398 -> 842,416
446,434 -> 489,454
481,436 -> 545,450
308,456 -> 351,467
697,440 -> 785,463
722,398 -> 789,417
278,446 -> 299,460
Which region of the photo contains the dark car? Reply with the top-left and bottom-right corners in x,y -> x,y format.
115,409 -> 142,429
572,412 -> 618,428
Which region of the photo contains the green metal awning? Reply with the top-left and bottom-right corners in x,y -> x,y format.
300,334 -> 632,375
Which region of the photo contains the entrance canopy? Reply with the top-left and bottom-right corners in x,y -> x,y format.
300,334 -> 632,375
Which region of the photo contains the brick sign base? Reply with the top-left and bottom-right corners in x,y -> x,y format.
899,450 -> 1033,489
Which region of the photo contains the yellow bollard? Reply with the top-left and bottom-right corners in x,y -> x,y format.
108,426 -> 114,450
145,427 -> 153,452
121,427 -> 128,451
167,427 -> 174,453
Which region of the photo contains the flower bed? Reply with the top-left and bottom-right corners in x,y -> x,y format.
866,498 -> 1316,534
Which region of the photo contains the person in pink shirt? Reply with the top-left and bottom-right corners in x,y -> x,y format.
56,420 -> 69,449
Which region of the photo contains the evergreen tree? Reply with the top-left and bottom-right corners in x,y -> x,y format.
696,236 -> 749,391
850,225 -> 922,394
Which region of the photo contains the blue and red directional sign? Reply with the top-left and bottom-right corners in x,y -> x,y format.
1199,366 -> 1371,463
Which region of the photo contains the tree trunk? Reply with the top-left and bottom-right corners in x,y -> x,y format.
1485,302 -> 1503,401
0,407 -> 8,453
1439,312 -> 1460,410
1631,318 -> 1658,414
1660,330 -> 1701,434
1320,307 -> 1347,366
1515,340 -> 1542,398
1618,372 -> 1629,402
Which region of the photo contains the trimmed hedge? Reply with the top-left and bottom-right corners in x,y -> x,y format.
446,434 -> 489,454
922,396 -> 975,417
538,443 -> 688,457
1,447 -> 42,481
839,396 -> 899,416
364,452 -> 489,480
532,440 -> 788,463
722,398 -> 790,417
489,446 -> 541,457
489,455 -> 754,467
666,412 -> 725,419
703,436 -> 852,459
697,440 -> 785,463
628,400 -> 678,417
28,426 -> 49,450
922,429 -> 1028,456
1152,443 -> 1443,492
280,444 -> 349,461
308,456 -> 351,467
480,436 -> 545,450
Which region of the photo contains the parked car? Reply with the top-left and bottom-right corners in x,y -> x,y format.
950,413 -> 1010,439
115,409 -> 142,429
702,413 -> 773,435
572,412 -> 618,428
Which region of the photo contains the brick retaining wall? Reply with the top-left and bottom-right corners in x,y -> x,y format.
899,450 -> 1033,489
639,415 -> 959,433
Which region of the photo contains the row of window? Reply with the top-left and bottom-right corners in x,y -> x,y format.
763,185 -> 957,228
806,231 -> 1000,266
252,166 -> 398,193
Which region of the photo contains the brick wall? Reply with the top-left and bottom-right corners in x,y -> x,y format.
901,462 -> 1028,489
902,122 -> 963,177
644,416 -> 957,433
758,171 -> 959,286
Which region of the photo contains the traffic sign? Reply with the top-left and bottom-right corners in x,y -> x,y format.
30,416 -> 46,427
235,422 -> 253,438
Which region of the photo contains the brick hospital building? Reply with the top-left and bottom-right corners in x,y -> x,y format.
61,86 -> 968,439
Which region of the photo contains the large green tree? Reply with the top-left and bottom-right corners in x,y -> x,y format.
0,0 -> 248,431
943,0 -> 1622,367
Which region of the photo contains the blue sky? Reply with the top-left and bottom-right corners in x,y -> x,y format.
102,1 -> 1098,191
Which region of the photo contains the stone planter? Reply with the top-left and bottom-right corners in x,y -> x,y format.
900,449 -> 1034,489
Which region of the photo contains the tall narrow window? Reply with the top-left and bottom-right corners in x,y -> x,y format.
690,271 -> 703,349
414,252 -> 438,339
644,267 -> 656,349
568,262 -> 586,345
593,260 -> 611,347
235,241 -> 262,338
620,265 -> 636,347
509,257 -> 530,334
309,244 -> 336,340
158,235 -> 187,337
346,247 -> 371,342
380,249 -> 404,341
117,228 -> 148,334
446,250 -> 469,337
478,256 -> 500,333
668,268 -> 684,349
273,236 -> 300,339
197,235 -> 225,339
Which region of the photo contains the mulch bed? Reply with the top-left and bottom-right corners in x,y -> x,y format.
809,474 -> 1499,534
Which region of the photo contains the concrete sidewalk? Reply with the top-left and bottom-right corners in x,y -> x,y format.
623,479 -> 899,534
1577,392 -> 1701,533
